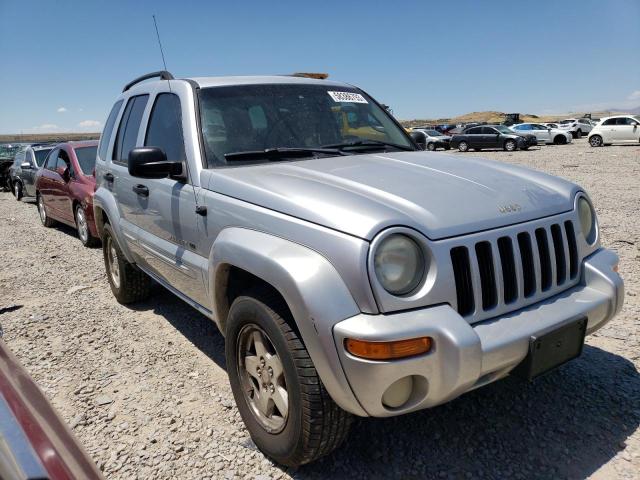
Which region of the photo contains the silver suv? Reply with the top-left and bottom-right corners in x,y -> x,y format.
94,71 -> 624,466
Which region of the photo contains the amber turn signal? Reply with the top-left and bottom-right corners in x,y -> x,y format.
345,337 -> 432,360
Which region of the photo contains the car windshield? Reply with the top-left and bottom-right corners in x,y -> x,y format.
633,116 -> 640,123
33,148 -> 52,167
198,83 -> 413,167
75,146 -> 98,175
494,126 -> 513,134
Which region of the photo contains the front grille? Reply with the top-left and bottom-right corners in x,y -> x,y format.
450,220 -> 580,319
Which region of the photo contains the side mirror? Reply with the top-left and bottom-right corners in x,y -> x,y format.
20,162 -> 31,169
409,131 -> 427,150
128,147 -> 182,179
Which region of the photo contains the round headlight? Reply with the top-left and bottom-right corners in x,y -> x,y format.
578,197 -> 597,245
374,234 -> 425,295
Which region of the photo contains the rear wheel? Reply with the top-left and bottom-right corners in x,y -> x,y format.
553,135 -> 567,145
37,194 -> 55,227
103,223 -> 152,304
426,142 -> 436,151
458,141 -> 469,152
75,205 -> 99,247
13,181 -> 22,200
226,288 -> 352,467
589,135 -> 603,147
504,139 -> 517,151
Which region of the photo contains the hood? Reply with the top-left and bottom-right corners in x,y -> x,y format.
203,152 -> 579,241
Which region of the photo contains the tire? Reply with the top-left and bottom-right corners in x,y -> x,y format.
473,148 -> 482,152
102,223 -> 152,304
426,142 -> 436,151
574,129 -> 582,139
226,287 -> 352,467
444,145 -> 451,150
37,193 -> 56,227
553,135 -> 567,145
504,139 -> 517,151
589,135 -> 603,147
458,141 -> 469,152
75,205 -> 100,247
13,181 -> 22,200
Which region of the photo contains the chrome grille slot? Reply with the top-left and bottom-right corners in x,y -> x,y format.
450,246 -> 474,316
449,215 -> 583,322
475,241 -> 497,310
497,237 -> 517,304
535,228 -> 552,291
550,224 -> 566,285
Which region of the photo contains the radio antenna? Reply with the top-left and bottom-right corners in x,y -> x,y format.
151,15 -> 206,217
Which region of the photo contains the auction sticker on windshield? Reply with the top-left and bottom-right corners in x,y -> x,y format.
328,91 -> 368,103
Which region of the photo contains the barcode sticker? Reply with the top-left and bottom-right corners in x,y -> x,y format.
327,91 -> 368,103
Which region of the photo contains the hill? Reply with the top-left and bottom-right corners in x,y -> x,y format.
0,132 -> 100,144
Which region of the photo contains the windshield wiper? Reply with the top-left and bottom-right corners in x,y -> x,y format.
322,139 -> 414,151
224,147 -> 346,162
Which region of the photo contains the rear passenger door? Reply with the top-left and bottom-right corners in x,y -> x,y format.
465,127 -> 483,148
481,127 -> 500,148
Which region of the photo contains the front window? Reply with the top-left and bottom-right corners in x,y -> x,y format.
75,146 -> 98,175
198,83 -> 413,167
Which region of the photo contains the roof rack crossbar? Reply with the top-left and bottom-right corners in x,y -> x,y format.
122,70 -> 174,92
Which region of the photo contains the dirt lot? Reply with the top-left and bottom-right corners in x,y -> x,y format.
0,138 -> 639,479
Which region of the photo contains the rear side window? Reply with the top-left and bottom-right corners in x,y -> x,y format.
113,95 -> 149,164
75,146 -> 98,175
466,127 -> 481,134
602,118 -> 617,126
144,93 -> 186,162
99,100 -> 123,160
481,127 -> 497,134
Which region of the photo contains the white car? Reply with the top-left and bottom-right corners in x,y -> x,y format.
411,128 -> 452,150
588,115 -> 640,147
510,123 -> 573,145
557,118 -> 593,138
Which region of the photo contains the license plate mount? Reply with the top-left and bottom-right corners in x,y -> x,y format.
513,317 -> 587,381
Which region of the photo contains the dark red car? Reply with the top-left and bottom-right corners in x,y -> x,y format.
35,141 -> 100,247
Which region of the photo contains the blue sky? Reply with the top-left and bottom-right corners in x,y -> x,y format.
1,0 -> 638,134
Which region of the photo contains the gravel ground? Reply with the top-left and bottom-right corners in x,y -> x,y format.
0,137 -> 639,479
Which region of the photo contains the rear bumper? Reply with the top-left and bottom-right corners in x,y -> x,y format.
333,248 -> 623,417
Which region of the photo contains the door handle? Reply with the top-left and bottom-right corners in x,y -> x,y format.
133,184 -> 149,197
103,172 -> 114,182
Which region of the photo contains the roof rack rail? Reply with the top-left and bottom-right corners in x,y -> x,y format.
122,70 -> 174,92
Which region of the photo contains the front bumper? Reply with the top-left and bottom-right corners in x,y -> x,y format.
333,248 -> 623,417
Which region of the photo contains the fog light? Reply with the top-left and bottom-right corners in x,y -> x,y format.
345,337 -> 432,360
382,376 -> 413,408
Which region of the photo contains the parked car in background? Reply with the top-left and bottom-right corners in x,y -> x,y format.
411,128 -> 451,150
8,143 -> 54,200
0,143 -> 26,192
588,115 -> 640,147
511,123 -> 572,145
558,118 -> 593,138
35,141 -> 100,247
450,125 -> 536,151
0,335 -> 103,479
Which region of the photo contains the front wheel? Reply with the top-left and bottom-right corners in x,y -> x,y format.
589,135 -> 603,147
75,205 -> 100,247
426,142 -> 436,151
13,181 -> 22,200
504,139 -> 517,151
553,135 -> 567,145
458,141 -> 469,152
226,288 -> 352,467
102,223 -> 152,304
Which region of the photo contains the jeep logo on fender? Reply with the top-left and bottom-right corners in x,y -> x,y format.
498,204 -> 522,213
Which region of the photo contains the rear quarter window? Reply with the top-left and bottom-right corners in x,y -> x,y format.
99,100 -> 123,161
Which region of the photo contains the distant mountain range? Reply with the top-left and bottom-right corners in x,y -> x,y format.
610,105 -> 640,115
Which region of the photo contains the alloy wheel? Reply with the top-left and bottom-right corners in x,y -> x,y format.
106,237 -> 121,289
76,208 -> 89,243
505,140 -> 516,151
38,196 -> 47,223
237,325 -> 289,433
